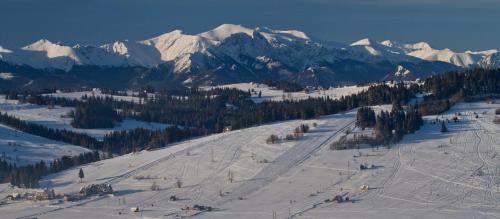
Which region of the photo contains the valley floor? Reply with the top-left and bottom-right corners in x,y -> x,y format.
0,102 -> 499,219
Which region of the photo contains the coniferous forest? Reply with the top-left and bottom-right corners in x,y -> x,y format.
70,98 -> 122,129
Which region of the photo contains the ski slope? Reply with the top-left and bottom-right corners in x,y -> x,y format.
0,95 -> 169,140
0,102 -> 499,219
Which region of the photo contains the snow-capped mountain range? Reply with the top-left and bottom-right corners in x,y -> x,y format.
2,24 -> 497,72
0,24 -> 497,89
349,38 -> 500,68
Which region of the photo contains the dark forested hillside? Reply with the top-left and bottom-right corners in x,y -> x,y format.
70,98 -> 122,129
419,68 -> 500,115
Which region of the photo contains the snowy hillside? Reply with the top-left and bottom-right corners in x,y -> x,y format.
0,123 -> 89,166
1,101 -> 498,218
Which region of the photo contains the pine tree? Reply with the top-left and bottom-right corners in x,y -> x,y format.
78,168 -> 84,183
356,107 -> 376,129
440,121 -> 448,133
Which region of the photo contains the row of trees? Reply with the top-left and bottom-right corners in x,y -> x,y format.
263,80 -> 304,92
102,127 -> 201,154
0,151 -> 100,188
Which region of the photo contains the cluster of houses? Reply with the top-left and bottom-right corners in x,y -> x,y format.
5,189 -> 56,202
3,183 -> 113,205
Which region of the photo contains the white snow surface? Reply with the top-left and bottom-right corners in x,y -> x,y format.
0,95 -> 169,140
1,101 -> 498,218
0,72 -> 14,80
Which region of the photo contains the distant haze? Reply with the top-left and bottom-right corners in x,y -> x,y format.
1,0 -> 499,51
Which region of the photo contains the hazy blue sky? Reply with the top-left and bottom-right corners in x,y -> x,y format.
1,0 -> 499,51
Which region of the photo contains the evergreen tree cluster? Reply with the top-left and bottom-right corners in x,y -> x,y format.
417,68 -> 500,115
102,127 -> 201,154
70,98 -> 122,129
423,68 -> 500,100
263,80 -> 304,92
356,107 -> 376,129
373,107 -> 423,145
130,83 -> 415,133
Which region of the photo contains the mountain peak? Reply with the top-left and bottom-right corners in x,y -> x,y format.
22,39 -> 58,51
0,45 -> 12,53
21,39 -> 79,61
394,65 -> 411,76
380,40 -> 396,47
147,30 -> 185,42
273,29 -> 310,41
410,42 -> 433,50
199,24 -> 253,41
351,38 -> 374,46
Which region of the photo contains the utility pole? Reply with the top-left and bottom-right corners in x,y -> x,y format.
211,148 -> 215,162
347,160 -> 350,179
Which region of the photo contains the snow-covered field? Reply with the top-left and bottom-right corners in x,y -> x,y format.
45,83 -> 377,104
0,95 -> 169,140
204,83 -> 370,103
0,123 -> 90,166
42,89 -> 149,103
0,101 -> 499,219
